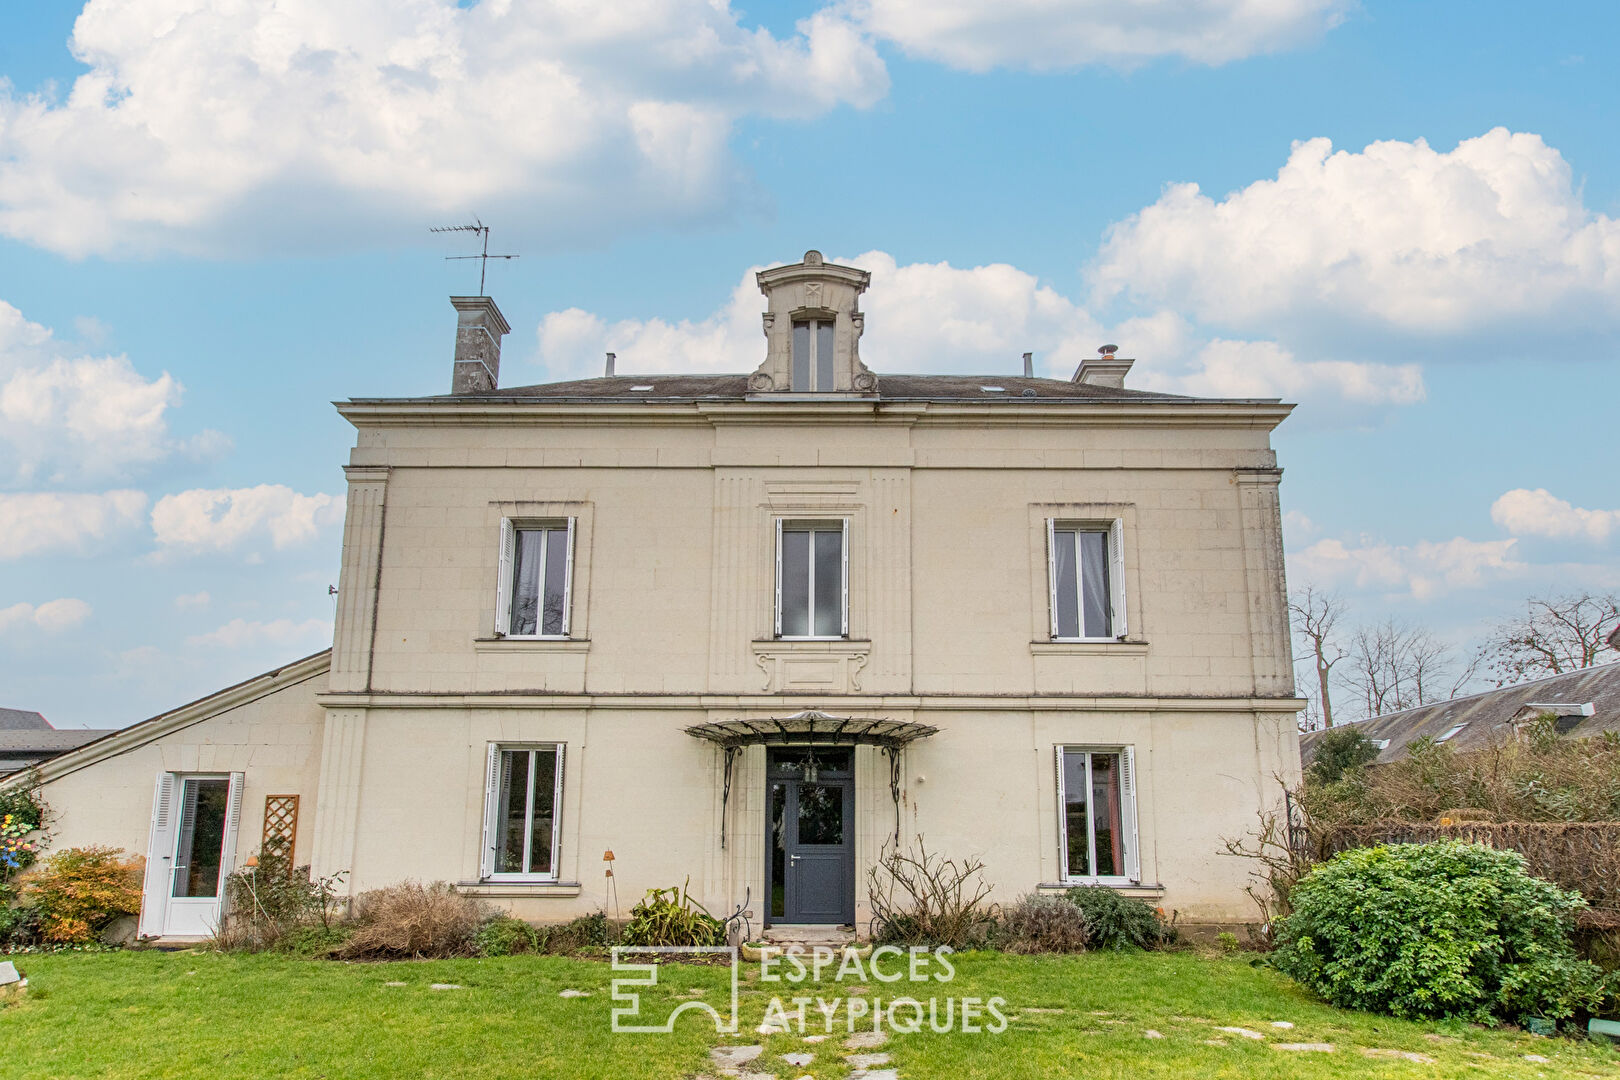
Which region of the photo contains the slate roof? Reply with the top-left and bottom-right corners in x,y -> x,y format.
0,708 -> 49,731
352,373 -> 1257,406
1300,660 -> 1620,766
0,727 -> 116,777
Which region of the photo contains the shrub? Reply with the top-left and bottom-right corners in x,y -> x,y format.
281,924 -> 352,958
622,883 -> 724,947
1217,931 -> 1241,954
996,894 -> 1089,954
21,847 -> 142,944
538,911 -> 612,954
868,837 -> 998,949
337,882 -> 485,960
1274,840 -> 1605,1023
476,914 -> 540,957
1064,886 -> 1173,951
0,900 -> 40,949
215,851 -> 347,953
1306,727 -> 1381,785
0,775 -> 50,886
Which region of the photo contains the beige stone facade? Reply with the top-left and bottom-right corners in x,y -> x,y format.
12,252 -> 1302,936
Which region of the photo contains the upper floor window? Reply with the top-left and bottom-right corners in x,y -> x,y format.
1047,519 -> 1126,640
791,319 -> 835,391
1057,746 -> 1138,883
495,518 -> 575,638
481,744 -> 563,880
775,519 -> 848,638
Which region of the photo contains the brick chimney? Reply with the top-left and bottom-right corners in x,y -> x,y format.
450,296 -> 510,393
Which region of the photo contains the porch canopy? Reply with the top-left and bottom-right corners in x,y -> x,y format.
683,709 -> 938,750
685,709 -> 939,848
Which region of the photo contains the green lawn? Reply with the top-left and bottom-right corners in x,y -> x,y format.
1,948 -> 1616,1078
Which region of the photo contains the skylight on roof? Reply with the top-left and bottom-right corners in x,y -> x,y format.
1374,739 -> 1391,750
1437,723 -> 1467,743
980,385 -> 1005,392
629,385 -> 654,391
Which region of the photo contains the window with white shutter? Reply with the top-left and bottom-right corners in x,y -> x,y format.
1056,745 -> 1139,884
775,519 -> 848,639
1047,518 -> 1127,640
481,744 -> 565,880
496,518 -> 575,638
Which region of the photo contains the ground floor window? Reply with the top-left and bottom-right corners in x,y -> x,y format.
482,745 -> 563,879
1057,746 -> 1138,882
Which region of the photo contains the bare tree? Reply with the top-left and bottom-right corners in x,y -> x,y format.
1343,620 -> 1473,719
1290,586 -> 1346,729
1474,591 -> 1620,686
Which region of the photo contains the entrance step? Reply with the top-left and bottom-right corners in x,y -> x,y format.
762,924 -> 858,949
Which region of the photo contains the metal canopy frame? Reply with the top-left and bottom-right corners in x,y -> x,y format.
686,710 -> 939,848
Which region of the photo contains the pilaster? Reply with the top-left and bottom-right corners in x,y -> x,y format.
310,707 -> 368,886
330,466 -> 388,693
1235,468 -> 1294,697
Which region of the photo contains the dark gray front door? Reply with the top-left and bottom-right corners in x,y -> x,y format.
767,749 -> 855,925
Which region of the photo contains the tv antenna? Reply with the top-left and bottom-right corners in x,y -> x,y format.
430,218 -> 518,295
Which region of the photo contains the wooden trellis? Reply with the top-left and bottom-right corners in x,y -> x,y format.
261,795 -> 300,872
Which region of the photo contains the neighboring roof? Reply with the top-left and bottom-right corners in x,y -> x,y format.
1300,660 -> 1620,765
349,373 -> 1272,407
0,708 -> 49,731
0,650 -> 331,788
0,730 -> 115,753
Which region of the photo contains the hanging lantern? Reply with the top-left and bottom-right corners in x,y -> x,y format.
802,748 -> 820,784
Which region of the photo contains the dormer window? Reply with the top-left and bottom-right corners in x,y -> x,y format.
791,319 -> 835,391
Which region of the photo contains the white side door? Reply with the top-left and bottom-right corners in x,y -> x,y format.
161,773 -> 243,938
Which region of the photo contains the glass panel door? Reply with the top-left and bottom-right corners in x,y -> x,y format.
172,778 -> 230,898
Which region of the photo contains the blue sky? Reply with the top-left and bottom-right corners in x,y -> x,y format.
1,0 -> 1616,727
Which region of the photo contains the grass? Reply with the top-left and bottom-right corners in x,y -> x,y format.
0,948 -> 1615,1078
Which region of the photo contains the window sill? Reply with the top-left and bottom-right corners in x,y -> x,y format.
474,637 -> 591,652
1030,640 -> 1148,656
456,880 -> 583,898
1038,881 -> 1164,900
753,639 -> 870,653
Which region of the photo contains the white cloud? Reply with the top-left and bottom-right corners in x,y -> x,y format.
0,489 -> 147,559
173,590 -> 210,610
1491,488 -> 1620,542
0,299 -> 226,484
1092,128 -> 1620,334
0,597 -> 92,633
535,250 -> 1425,418
186,617 -> 331,649
1143,338 -> 1425,406
853,0 -> 1349,72
151,485 -> 342,554
0,0 -> 887,256
1294,535 -> 1525,601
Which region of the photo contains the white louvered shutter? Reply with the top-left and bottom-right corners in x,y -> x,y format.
1122,747 -> 1140,882
551,744 -> 566,873
561,516 -> 577,636
773,518 -> 784,637
1053,747 -> 1068,880
139,773 -> 178,938
215,773 -> 247,915
840,518 -> 850,637
494,518 -> 516,636
1108,519 -> 1127,638
1046,519 -> 1060,639
480,744 -> 502,878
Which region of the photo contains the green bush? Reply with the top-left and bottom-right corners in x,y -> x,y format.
476,914 -> 540,957
1306,727 -> 1381,785
997,894 -> 1089,954
281,924 -> 352,958
622,883 -> 724,947
538,911 -> 612,954
1274,840 -> 1606,1023
216,851 -> 348,953
1064,886 -> 1172,951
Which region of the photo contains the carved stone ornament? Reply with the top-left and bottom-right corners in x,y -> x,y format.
852,370 -> 877,392
748,371 -> 775,391
761,312 -> 775,335
804,282 -> 823,308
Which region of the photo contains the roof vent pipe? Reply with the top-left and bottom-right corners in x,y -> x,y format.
1022,351 -> 1033,377
604,352 -> 616,377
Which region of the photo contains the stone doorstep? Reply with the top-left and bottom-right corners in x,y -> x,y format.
760,924 -> 858,949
